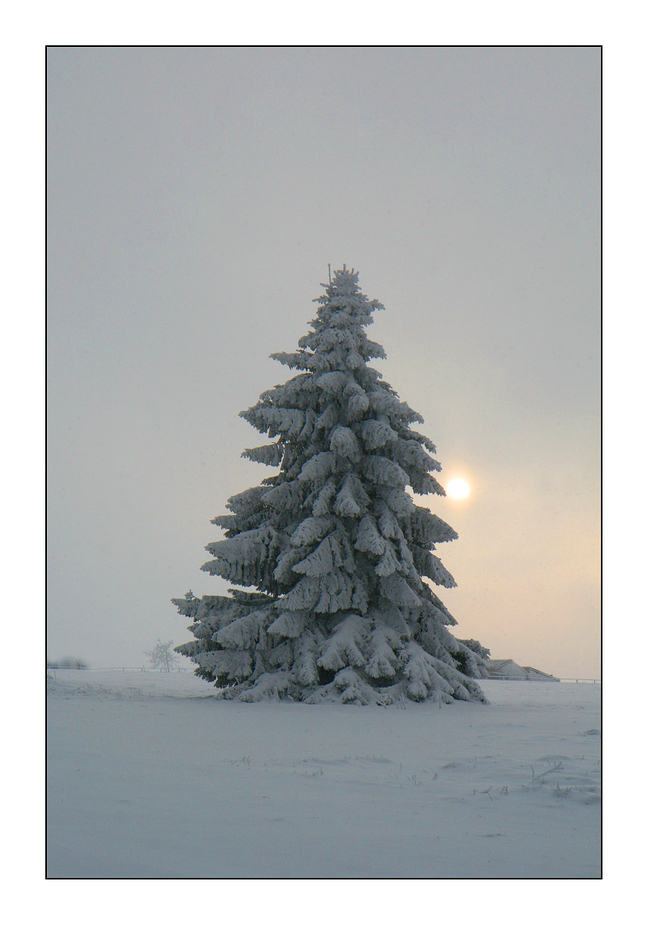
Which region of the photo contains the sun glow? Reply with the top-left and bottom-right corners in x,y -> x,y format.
446,478 -> 471,500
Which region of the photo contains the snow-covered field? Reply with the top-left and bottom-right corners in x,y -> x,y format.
47,670 -> 600,878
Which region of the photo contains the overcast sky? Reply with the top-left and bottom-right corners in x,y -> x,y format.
47,46 -> 600,678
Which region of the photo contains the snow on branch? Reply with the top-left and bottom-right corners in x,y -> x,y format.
292,630 -> 321,686
375,540 -> 402,577
312,477 -> 338,516
365,622 -> 402,680
377,504 -> 402,539
344,382 -> 370,419
216,609 -> 271,649
394,439 -> 442,473
261,480 -> 306,511
316,371 -> 348,393
402,642 -> 455,702
410,508 -> 459,546
193,649 -> 253,681
412,548 -> 457,588
381,487 -> 415,517
298,451 -> 335,483
364,456 -> 408,488
361,419 -> 398,450
410,472 -> 446,496
290,515 -> 335,547
380,573 -> 423,609
270,350 -> 306,369
330,426 -> 361,460
241,442 -> 284,466
334,474 -> 366,517
317,614 -> 367,672
292,534 -> 338,577
267,611 -> 307,638
355,515 -> 387,556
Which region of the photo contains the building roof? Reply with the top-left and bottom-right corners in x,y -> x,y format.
486,659 -> 559,681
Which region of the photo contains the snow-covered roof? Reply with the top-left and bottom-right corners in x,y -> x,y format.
522,666 -> 560,682
486,659 -> 559,681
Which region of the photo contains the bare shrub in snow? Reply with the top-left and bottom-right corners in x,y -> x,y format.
146,638 -> 180,672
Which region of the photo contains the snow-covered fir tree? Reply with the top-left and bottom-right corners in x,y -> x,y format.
173,268 -> 488,704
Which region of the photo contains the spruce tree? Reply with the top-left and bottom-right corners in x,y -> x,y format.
173,268 -> 488,704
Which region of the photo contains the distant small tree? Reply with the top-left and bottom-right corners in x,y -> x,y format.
50,657 -> 88,669
146,638 -> 180,672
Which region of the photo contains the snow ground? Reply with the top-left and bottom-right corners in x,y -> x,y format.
47,670 -> 601,878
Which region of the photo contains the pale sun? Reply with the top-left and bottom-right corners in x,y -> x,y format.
446,478 -> 471,500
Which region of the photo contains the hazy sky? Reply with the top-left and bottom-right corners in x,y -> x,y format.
47,46 -> 600,678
